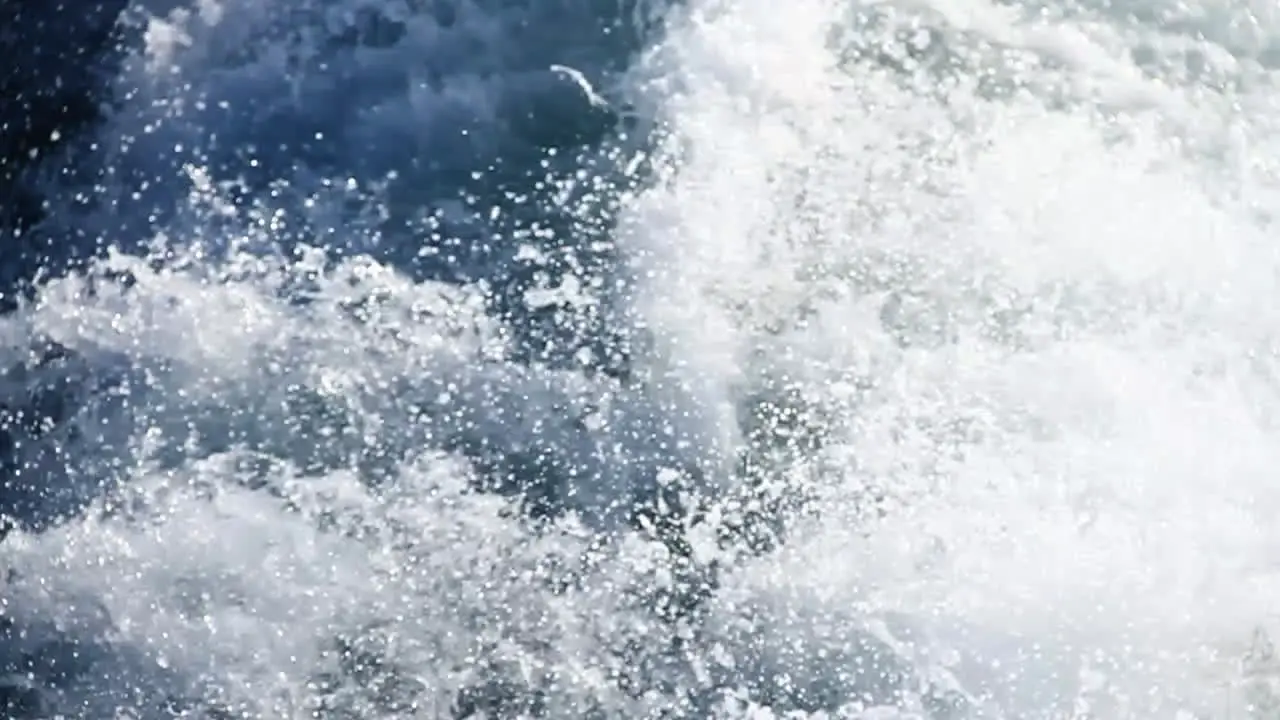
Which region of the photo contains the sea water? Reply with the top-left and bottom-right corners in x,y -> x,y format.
3,0 -> 1280,717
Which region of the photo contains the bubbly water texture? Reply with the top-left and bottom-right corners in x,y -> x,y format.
5,0 -> 1280,717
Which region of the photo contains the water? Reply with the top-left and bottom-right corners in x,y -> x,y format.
3,0 -> 1280,717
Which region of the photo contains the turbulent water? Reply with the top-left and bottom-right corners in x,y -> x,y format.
3,0 -> 1280,717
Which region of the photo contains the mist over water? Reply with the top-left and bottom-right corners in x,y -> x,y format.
4,0 -> 1280,717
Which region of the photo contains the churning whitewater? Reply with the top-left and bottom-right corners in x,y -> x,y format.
3,0 -> 1280,717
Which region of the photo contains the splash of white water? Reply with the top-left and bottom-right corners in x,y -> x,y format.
4,0 -> 1280,718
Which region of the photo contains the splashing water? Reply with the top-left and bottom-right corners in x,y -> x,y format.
4,0 -> 1280,717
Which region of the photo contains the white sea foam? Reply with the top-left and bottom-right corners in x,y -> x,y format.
4,0 -> 1280,717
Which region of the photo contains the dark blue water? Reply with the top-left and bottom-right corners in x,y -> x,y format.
0,0 -> 660,529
